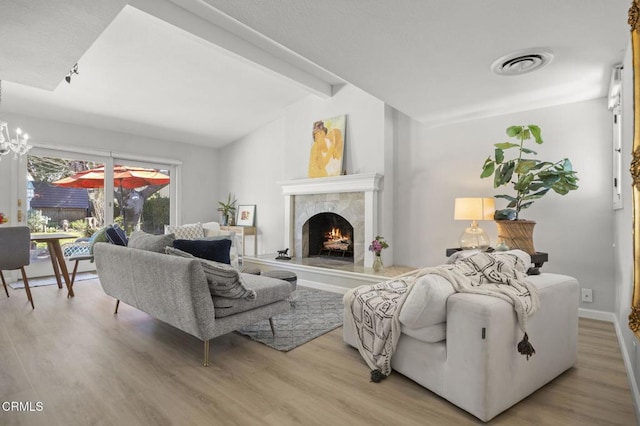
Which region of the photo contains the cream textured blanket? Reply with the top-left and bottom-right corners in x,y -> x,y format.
344,277 -> 415,381
417,251 -> 539,358
345,252 -> 540,382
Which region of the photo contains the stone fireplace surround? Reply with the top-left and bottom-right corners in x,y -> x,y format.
279,173 -> 382,268
297,192 -> 362,263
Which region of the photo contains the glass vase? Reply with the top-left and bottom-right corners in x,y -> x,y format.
372,254 -> 383,272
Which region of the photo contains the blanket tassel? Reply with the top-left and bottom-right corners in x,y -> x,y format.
370,369 -> 386,383
517,333 -> 535,360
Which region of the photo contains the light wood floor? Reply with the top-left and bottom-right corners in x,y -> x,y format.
0,279 -> 636,425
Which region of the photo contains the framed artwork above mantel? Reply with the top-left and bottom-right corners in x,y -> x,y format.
308,115 -> 346,178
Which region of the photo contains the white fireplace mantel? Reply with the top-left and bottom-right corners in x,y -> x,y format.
278,173 -> 382,196
278,173 -> 383,267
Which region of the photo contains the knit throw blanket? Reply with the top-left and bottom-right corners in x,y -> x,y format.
345,252 -> 539,382
344,277 -> 415,382
417,251 -> 540,359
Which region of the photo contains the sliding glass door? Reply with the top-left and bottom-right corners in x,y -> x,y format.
13,147 -> 177,278
113,159 -> 174,235
27,154 -> 109,233
21,150 -> 177,237
18,148 -> 112,278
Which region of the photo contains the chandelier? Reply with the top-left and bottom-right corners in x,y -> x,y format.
0,121 -> 30,160
0,80 -> 32,161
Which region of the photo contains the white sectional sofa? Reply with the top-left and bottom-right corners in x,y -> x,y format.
343,272 -> 579,422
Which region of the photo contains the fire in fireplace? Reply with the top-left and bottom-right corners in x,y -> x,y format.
305,212 -> 354,259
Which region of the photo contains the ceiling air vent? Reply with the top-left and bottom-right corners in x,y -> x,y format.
491,48 -> 554,76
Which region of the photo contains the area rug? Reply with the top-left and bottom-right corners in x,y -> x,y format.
9,272 -> 99,289
236,287 -> 344,351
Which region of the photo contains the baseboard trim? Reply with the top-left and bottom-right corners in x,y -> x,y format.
611,316 -> 640,423
578,308 -> 616,322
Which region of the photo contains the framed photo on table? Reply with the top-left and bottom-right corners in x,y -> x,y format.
236,205 -> 256,226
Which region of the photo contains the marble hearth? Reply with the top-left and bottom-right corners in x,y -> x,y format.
243,253 -> 417,294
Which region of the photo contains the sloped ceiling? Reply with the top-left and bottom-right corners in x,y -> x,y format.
0,0 -> 127,90
1,5 -> 313,147
0,0 -> 633,147
203,0 -> 632,126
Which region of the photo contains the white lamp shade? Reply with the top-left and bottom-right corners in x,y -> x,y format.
454,197 -> 495,221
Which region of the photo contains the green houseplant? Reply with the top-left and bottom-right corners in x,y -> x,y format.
480,124 -> 579,252
217,193 -> 237,226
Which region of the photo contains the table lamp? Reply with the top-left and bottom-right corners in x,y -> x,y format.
454,197 -> 495,250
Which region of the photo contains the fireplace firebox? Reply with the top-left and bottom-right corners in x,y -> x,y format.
304,213 -> 354,259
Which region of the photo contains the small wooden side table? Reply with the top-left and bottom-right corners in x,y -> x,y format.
220,225 -> 257,256
445,248 -> 548,275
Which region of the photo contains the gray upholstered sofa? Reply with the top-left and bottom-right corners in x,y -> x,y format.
94,243 -> 293,366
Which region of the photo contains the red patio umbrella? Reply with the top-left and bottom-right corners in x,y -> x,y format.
52,165 -> 170,223
52,166 -> 170,189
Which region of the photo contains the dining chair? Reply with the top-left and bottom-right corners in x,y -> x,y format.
0,226 -> 34,309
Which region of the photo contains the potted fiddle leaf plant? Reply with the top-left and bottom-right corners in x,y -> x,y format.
480,124 -> 579,253
217,193 -> 237,226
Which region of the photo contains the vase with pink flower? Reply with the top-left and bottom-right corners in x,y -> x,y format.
369,235 -> 389,272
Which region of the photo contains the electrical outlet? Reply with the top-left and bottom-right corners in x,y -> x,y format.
581,288 -> 593,303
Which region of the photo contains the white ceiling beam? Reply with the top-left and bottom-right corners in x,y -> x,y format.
130,0 -> 336,99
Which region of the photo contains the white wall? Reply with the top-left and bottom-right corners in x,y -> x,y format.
218,117 -> 285,255
0,112 -> 219,226
283,85 -> 386,179
393,109 -> 424,267
220,85 -> 392,257
0,154 -> 19,226
395,98 -> 615,312
221,85 -> 614,309
614,42 -> 639,396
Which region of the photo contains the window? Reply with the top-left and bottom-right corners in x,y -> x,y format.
19,147 -> 179,237
609,65 -> 623,210
27,154 -> 107,233
113,160 -> 173,235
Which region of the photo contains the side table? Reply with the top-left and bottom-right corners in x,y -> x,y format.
220,225 -> 257,256
445,248 -> 548,275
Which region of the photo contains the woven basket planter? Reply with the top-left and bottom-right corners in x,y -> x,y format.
495,220 -> 536,254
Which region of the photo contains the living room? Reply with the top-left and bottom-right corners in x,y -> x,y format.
0,0 -> 637,424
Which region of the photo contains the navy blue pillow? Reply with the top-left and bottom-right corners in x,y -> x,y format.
105,225 -> 128,246
173,239 -> 231,264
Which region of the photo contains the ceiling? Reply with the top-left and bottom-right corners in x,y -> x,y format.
0,0 -> 632,148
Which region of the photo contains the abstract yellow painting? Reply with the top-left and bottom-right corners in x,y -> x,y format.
308,115 -> 346,178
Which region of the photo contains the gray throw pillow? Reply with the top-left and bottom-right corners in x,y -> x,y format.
165,246 -> 256,300
129,231 -> 175,253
